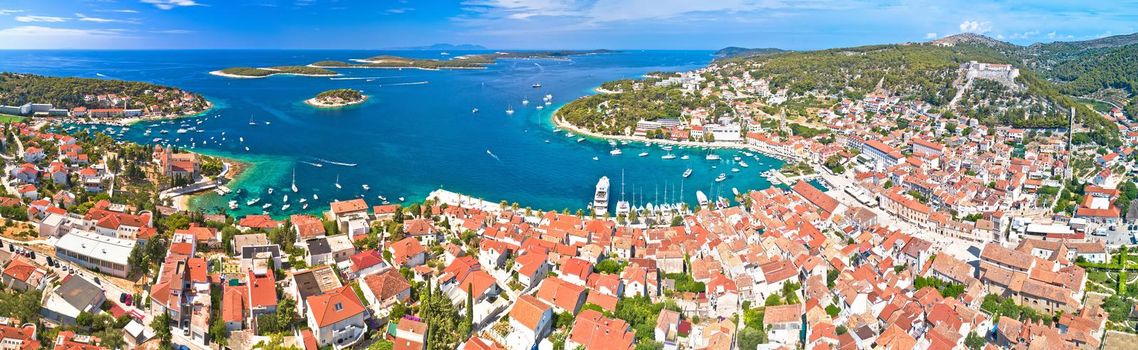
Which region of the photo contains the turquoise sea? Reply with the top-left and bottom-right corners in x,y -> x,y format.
0,50 -> 782,216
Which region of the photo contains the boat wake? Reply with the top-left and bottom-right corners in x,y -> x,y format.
330,76 -> 407,80
381,81 -> 430,87
316,158 -> 358,167
486,149 -> 501,162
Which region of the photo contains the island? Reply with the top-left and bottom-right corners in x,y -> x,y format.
216,50 -> 616,76
0,72 -> 211,123
209,65 -> 339,78
305,88 -> 367,108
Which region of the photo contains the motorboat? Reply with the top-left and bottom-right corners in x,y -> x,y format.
683,168 -> 693,178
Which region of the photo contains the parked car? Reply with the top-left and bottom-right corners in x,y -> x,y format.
120,293 -> 128,303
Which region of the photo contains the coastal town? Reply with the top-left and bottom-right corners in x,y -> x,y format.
0,54 -> 1135,350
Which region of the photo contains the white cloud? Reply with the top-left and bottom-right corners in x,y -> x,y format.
387,7 -> 414,14
152,29 -> 192,34
0,26 -> 126,49
958,20 -> 991,34
140,0 -> 203,10
1008,30 -> 1038,40
0,9 -> 24,16
76,13 -> 138,24
925,32 -> 937,39
15,15 -> 68,23
101,9 -> 141,14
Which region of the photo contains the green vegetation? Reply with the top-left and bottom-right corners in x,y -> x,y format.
0,113 -> 26,123
217,65 -> 337,77
558,78 -> 706,135
0,72 -> 209,113
595,259 -> 628,274
980,294 -> 1052,324
310,88 -> 365,106
664,272 -> 706,293
612,296 -> 680,343
913,276 -> 966,298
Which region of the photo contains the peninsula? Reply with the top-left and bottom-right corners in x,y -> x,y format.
209,65 -> 339,78
0,72 -> 211,122
305,88 -> 367,108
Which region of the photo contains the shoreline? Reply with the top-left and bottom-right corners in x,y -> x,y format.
55,100 -> 215,127
549,108 -> 797,162
175,156 -> 251,211
208,70 -> 341,79
304,95 -> 369,108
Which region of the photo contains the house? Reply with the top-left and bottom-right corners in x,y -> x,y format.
304,238 -> 334,266
40,275 -> 105,325
403,218 -> 438,243
345,250 -> 387,279
221,284 -> 247,332
506,295 -> 553,350
388,237 -> 426,267
305,286 -> 368,348
513,251 -> 549,290
291,214 -> 326,242
237,215 -> 283,231
23,146 -> 45,163
0,318 -> 40,350
360,269 -> 412,315
566,309 -> 636,350
53,330 -> 108,350
2,258 -> 47,291
535,277 -> 587,315
288,266 -> 343,316
655,309 -> 681,345
392,318 -> 426,350
764,303 -> 803,346
329,199 -> 368,222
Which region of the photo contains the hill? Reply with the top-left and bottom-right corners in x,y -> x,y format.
560,34 -> 1129,147
0,72 -> 210,115
713,47 -> 788,59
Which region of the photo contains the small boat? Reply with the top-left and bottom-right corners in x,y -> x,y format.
661,153 -> 676,160
291,169 -> 299,193
334,174 -> 342,189
683,168 -> 693,178
544,93 -> 552,100
283,194 -> 289,202
362,184 -> 370,191
592,156 -> 599,161
472,108 -> 479,114
264,121 -> 271,125
246,198 -> 261,206
506,105 -> 515,115
731,168 -> 740,173
544,101 -> 551,105
536,105 -> 544,110
245,147 -> 250,152
739,161 -> 749,168
160,130 -> 169,134
378,195 -> 387,201
522,98 -> 529,106
706,154 -> 721,161
733,156 -> 742,161
715,173 -> 727,182
638,152 -> 648,157
610,149 -> 622,156
313,194 -> 319,200
532,83 -> 542,88
267,188 -> 274,195
239,137 -> 245,143
302,203 -> 308,210
681,155 -> 690,160
398,197 -> 405,202
281,204 -> 291,210
262,203 -> 272,209
662,146 -> 673,151
566,132 -> 575,137
228,201 -> 239,210
577,138 -> 585,143
299,198 -> 307,203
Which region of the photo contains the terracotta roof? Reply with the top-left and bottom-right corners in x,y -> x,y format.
330,199 -> 368,215
247,269 -> 278,308
306,286 -> 366,328
510,295 -> 551,331
363,269 -> 411,304
535,277 -> 586,313
290,214 -> 326,239
568,309 -> 635,350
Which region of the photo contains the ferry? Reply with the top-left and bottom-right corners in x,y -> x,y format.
610,149 -> 622,156
706,154 -> 721,161
638,152 -> 649,157
715,173 -> 727,182
661,153 -> 676,160
593,176 -> 610,216
683,168 -> 693,178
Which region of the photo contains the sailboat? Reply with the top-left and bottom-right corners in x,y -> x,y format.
248,113 -> 257,126
290,168 -> 299,193
334,174 -> 342,189
506,105 -> 515,115
683,168 -> 693,178
522,98 -> 529,106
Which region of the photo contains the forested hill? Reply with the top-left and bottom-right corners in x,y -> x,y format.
562,33 -> 1138,147
713,47 -> 788,59
0,73 -> 209,113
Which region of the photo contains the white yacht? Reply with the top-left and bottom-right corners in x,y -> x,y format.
228,201 -> 239,210
638,152 -> 649,157
593,176 -> 610,216
680,155 -> 690,160
739,161 -> 749,168
683,168 -> 693,178
610,149 -> 622,156
334,174 -> 342,189
291,169 -> 299,193
362,184 -> 370,191
661,153 -> 676,160
246,198 -> 261,206
706,153 -> 721,161
715,173 -> 727,182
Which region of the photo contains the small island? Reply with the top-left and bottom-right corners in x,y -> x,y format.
210,65 -> 339,78
305,88 -> 367,108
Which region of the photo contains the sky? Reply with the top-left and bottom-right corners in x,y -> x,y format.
0,0 -> 1136,50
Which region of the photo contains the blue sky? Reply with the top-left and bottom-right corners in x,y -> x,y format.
0,0 -> 1136,50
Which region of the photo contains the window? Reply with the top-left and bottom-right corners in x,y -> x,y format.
334,302 -> 343,311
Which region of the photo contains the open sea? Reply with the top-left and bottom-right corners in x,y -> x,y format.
0,50 -> 782,216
